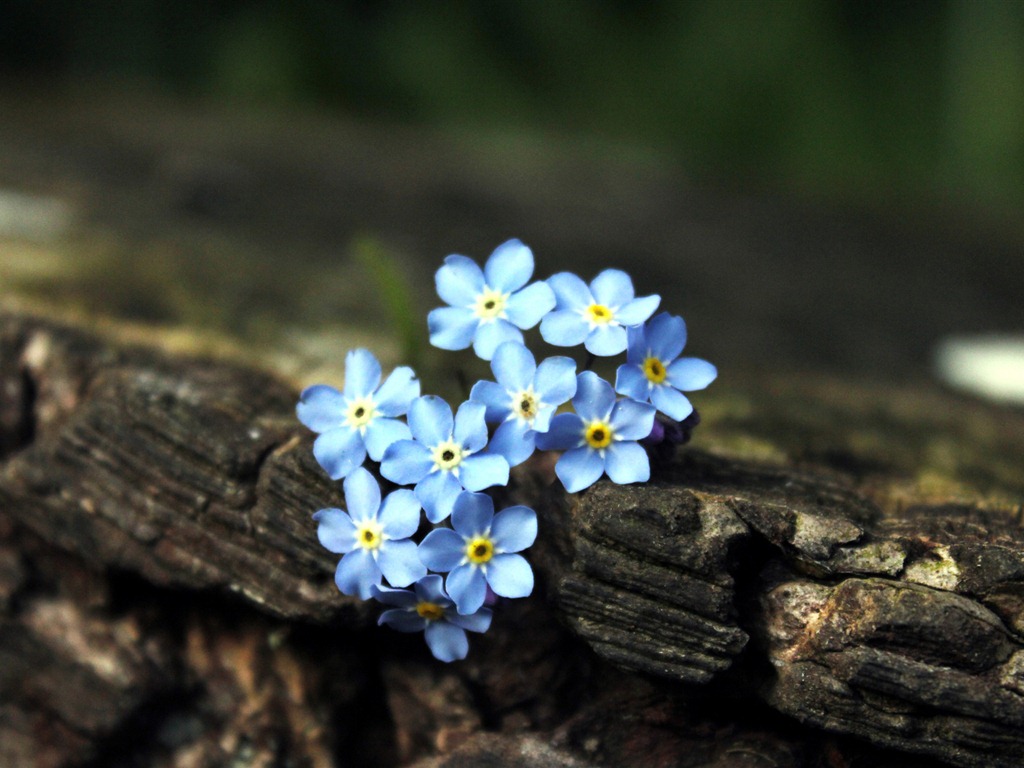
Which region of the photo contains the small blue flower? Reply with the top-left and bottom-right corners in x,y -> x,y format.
536,371 -> 656,492
297,349 -> 420,479
615,312 -> 717,421
540,269 -> 660,356
314,467 -> 426,600
469,341 -> 577,467
427,239 -> 556,361
418,491 -> 536,615
372,575 -> 492,662
380,397 -> 510,523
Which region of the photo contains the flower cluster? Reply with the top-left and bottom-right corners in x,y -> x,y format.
298,239 -> 715,661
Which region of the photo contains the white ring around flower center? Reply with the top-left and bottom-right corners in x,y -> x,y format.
510,387 -> 542,423
473,287 -> 510,323
431,439 -> 465,472
345,396 -> 376,432
583,303 -> 617,329
354,519 -> 385,551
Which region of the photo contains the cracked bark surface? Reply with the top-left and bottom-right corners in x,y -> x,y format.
2,311 -> 1024,767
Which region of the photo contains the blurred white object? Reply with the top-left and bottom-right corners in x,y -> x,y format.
934,335 -> 1024,405
0,189 -> 73,240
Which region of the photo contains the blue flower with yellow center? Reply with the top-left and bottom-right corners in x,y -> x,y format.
418,492 -> 536,615
313,467 -> 426,600
469,341 -> 577,467
540,269 -> 660,356
380,396 -> 510,523
427,239 -> 556,361
615,312 -> 717,421
372,575 -> 492,662
536,371 -> 656,492
297,348 -> 419,480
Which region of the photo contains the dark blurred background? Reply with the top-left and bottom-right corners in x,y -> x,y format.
1,0 -> 1022,386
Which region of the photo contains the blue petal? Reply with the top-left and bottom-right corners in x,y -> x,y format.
343,349 -> 382,400
416,470 -> 463,523
378,608 -> 426,632
374,366 -> 420,417
651,386 -> 694,421
452,491 -> 494,537
531,404 -> 557,434
378,539 -> 427,588
413,574 -> 450,604
589,269 -> 634,307
380,440 -> 434,486
615,295 -> 661,327
343,467 -> 382,522
446,606 -> 492,633
485,554 -> 534,598
458,454 -> 510,493
335,549 -> 381,599
534,356 -> 577,407
363,417 -> 412,462
454,400 -> 489,453
424,621 -> 469,662
585,324 -> 628,357
504,281 -> 556,330
472,320 -> 523,361
573,371 -> 616,422
604,441 -> 651,485
609,398 -> 656,441
313,428 -> 366,480
667,358 -> 718,391
428,307 -> 478,351
446,564 -> 488,615
625,323 -> 647,365
436,254 -> 485,307
540,310 -> 589,347
296,384 -> 344,433
546,272 -> 591,310
312,508 -> 356,554
614,363 -> 651,401
534,413 -> 584,450
487,419 -> 535,467
647,312 -> 687,361
469,379 -> 512,423
484,239 -> 534,293
491,505 -> 537,553
378,488 -> 422,539
491,342 -> 535,392
372,583 -> 419,608
418,528 -> 465,572
555,447 -> 606,493
408,395 -> 454,447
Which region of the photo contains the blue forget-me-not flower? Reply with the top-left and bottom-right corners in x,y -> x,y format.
536,371 -> 656,492
380,396 -> 510,523
313,467 -> 426,600
418,491 -> 536,615
427,239 -> 556,361
540,269 -> 660,356
469,341 -> 577,467
297,349 -> 420,479
372,575 -> 492,662
615,312 -> 718,421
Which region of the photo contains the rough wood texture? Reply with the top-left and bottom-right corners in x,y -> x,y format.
2,311 -> 1023,767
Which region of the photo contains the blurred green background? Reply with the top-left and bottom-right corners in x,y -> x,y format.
3,0 -> 1023,213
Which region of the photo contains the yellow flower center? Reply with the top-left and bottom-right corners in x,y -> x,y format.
584,420 -> 613,450
465,536 -> 494,565
474,287 -> 509,322
345,396 -> 375,430
512,389 -> 540,422
586,303 -> 614,325
431,440 -> 464,472
643,356 -> 667,384
416,601 -> 445,621
354,520 -> 384,551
